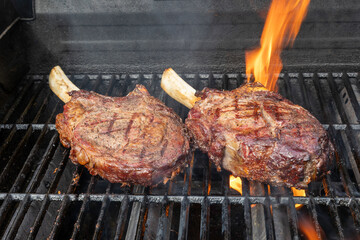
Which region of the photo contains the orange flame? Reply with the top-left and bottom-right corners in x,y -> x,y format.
298,214 -> 321,240
291,187 -> 306,209
229,175 -> 242,195
246,0 -> 310,91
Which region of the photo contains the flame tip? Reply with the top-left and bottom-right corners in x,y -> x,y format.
245,0 -> 310,91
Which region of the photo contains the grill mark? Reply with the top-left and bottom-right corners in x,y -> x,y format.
253,102 -> 260,121
100,127 -> 126,134
214,108 -> 221,120
107,113 -> 117,133
140,147 -> 146,160
86,117 -> 126,126
161,140 -> 168,157
259,103 -> 278,138
125,118 -> 135,140
149,114 -> 154,124
235,95 -> 240,111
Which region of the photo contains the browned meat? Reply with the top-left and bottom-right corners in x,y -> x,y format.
186,82 -> 333,188
56,84 -> 190,186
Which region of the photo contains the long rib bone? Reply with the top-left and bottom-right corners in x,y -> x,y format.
161,68 -> 200,109
49,66 -> 79,103
161,68 -> 268,109
161,67 -> 239,169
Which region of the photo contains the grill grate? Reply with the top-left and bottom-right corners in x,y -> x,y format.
0,72 -> 360,239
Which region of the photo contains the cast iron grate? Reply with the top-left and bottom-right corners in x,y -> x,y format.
0,72 -> 360,239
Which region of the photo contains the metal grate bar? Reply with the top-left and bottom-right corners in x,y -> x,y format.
91,183 -> 112,240
330,127 -> 359,196
282,73 -> 294,102
310,74 -> 346,198
221,173 -> 230,239
0,129 -> 54,238
314,76 -> 359,195
9,87 -> 62,193
250,182 -> 266,240
243,198 -> 252,239
200,160 -> 211,240
318,75 -> 360,195
32,146 -> 73,236
10,81 -> 47,124
178,197 -> 190,240
200,197 -> 210,240
312,73 -> 334,123
346,128 -> 360,189
222,74 -> 229,92
0,122 -> 351,131
177,154 -> 193,240
46,164 -> 82,239
297,73 -> 312,111
263,191 -> 275,240
208,73 -> 215,90
342,73 -> 360,121
349,200 -> 360,235
25,132 -> 59,192
0,126 -> 33,185
286,193 -> 300,240
9,128 -> 49,193
27,195 -> 50,240
222,197 -> 231,239
326,74 -> 360,189
0,124 -> 56,130
70,176 -> 97,239
105,75 -> 116,96
271,203 -> 289,240
131,188 -> 148,240
242,179 -> 252,240
154,180 -> 174,240
0,193 -> 358,205
25,136 -> 62,240
307,196 -> 323,239
0,80 -> 48,177
327,73 -> 350,123
0,197 -> 16,232
47,195 -> 71,240
1,80 -> 34,123
156,195 -> 170,240
329,201 -> 345,239
2,194 -> 32,240
114,195 -> 130,240
30,90 -> 53,124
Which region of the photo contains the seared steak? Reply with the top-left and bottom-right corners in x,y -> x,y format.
56,84 -> 190,186
186,82 -> 333,188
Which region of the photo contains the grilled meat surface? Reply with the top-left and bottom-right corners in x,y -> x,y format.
186,82 -> 333,188
56,85 -> 190,185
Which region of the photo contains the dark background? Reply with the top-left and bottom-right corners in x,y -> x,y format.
1,0 -> 360,91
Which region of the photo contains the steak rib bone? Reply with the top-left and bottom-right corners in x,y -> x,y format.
161,68 -> 268,108
161,68 -> 244,169
161,68 -> 200,108
49,66 -> 79,103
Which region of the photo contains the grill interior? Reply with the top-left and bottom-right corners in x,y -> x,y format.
0,71 -> 360,239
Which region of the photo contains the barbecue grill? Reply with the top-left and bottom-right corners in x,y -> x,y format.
1,1 -> 360,239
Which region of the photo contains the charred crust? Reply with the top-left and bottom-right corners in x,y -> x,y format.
186,83 -> 333,188
55,85 -> 190,186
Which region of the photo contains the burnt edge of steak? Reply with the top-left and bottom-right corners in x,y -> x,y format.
186,82 -> 334,189
55,84 -> 190,186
